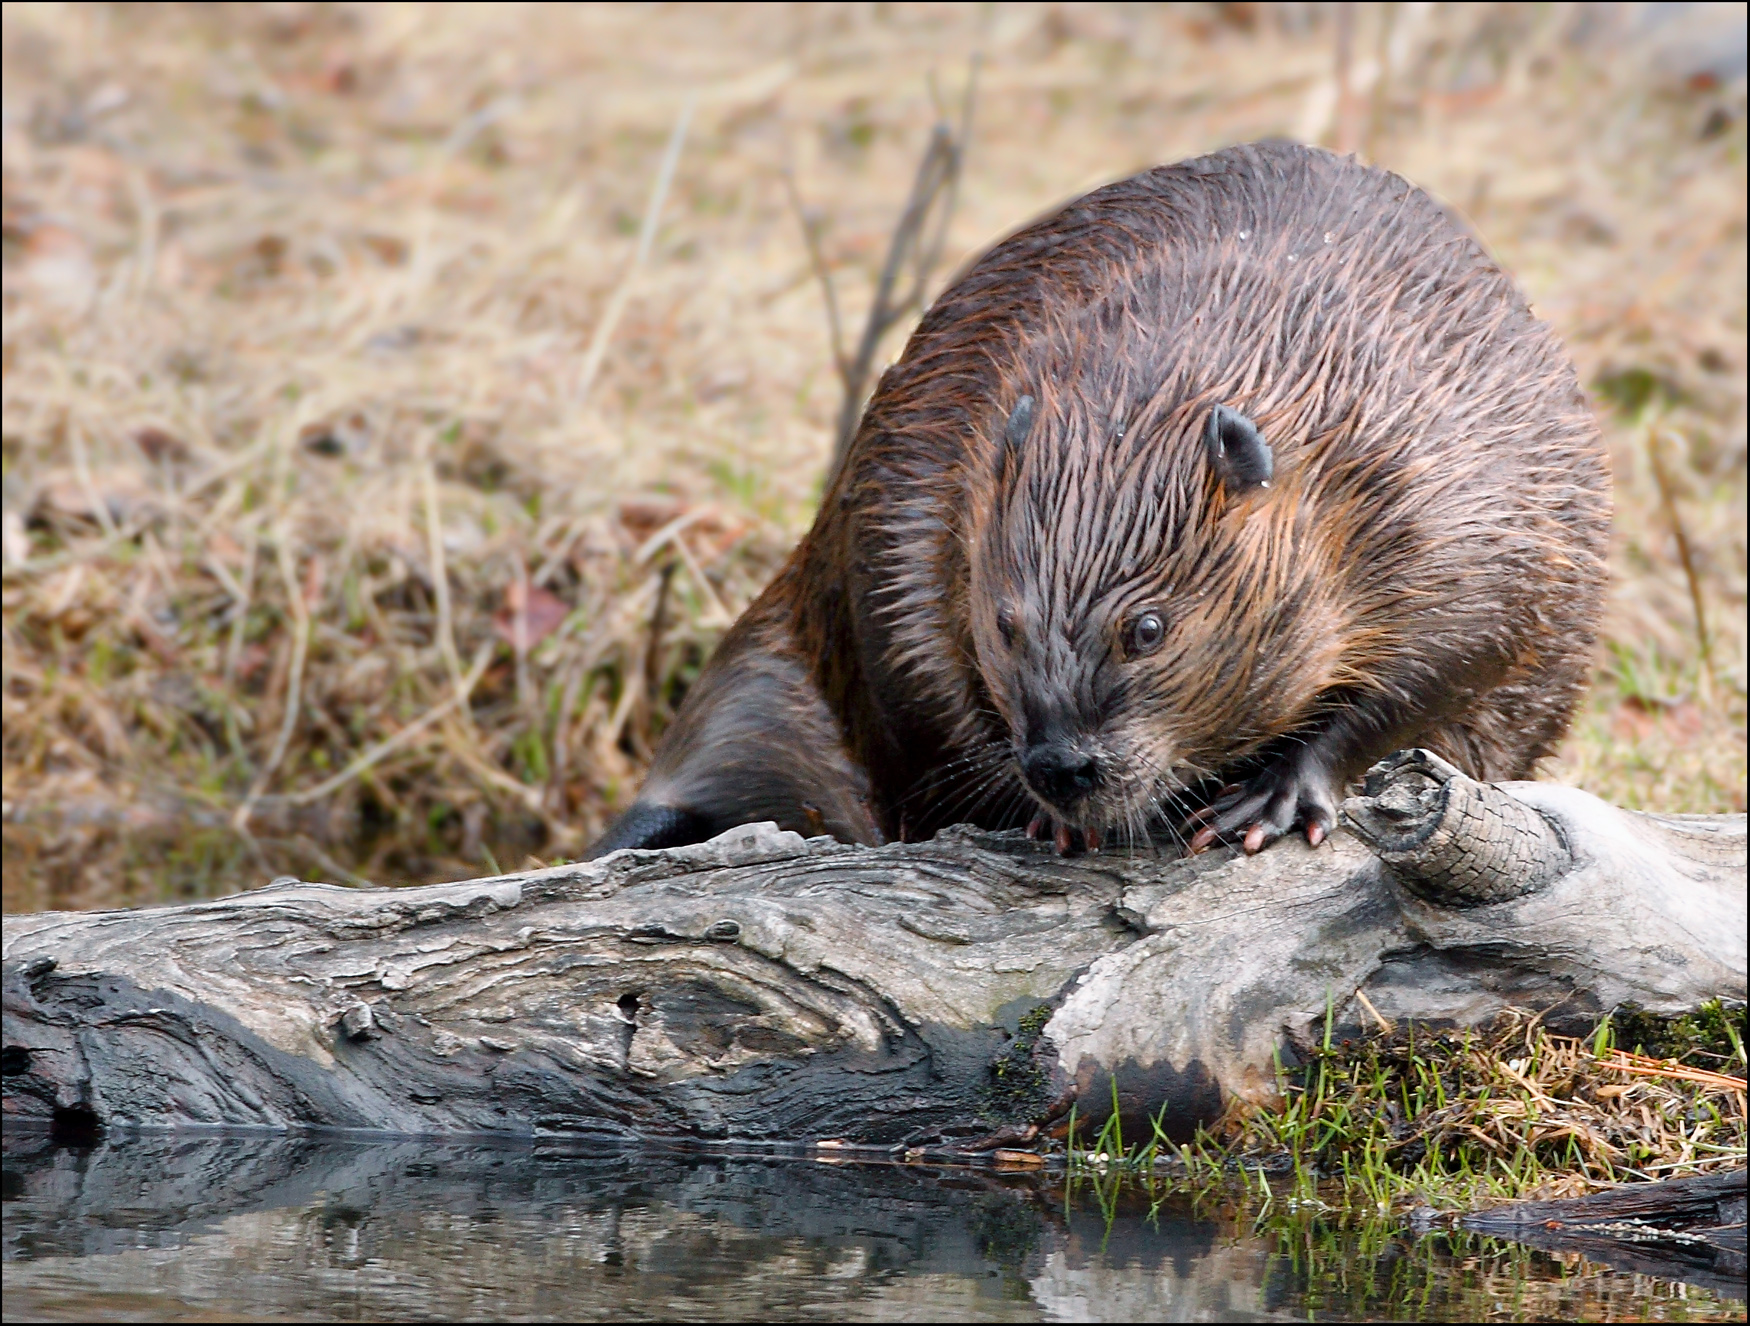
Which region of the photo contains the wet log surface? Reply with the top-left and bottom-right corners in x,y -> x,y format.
1438,1168 -> 1749,1297
3,752 -> 1745,1146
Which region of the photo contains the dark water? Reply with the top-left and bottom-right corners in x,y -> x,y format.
3,1132 -> 1743,1323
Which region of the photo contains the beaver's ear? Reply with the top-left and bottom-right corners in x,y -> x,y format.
997,394 -> 1035,480
1204,404 -> 1273,490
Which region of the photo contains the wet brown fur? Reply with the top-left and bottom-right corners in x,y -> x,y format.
589,141 -> 1610,858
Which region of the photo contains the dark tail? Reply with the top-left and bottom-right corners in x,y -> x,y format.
585,803 -> 716,859
581,569 -> 882,861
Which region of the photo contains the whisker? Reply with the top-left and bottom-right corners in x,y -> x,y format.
925,756 -> 1020,831
890,741 -> 1010,812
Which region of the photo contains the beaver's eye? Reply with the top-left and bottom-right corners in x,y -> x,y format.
1125,610 -> 1167,658
996,604 -> 1017,647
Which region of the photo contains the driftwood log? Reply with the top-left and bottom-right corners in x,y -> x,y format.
3,750 -> 1744,1144
1420,1167 -> 1749,1297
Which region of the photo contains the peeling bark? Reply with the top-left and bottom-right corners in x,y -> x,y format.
4,753 -> 1744,1144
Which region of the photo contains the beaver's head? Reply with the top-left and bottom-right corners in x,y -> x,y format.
966,381 -> 1337,841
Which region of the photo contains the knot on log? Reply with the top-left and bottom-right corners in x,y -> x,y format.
1341,749 -> 1572,907
339,1003 -> 380,1042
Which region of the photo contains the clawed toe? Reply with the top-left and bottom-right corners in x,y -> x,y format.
1183,788 -> 1269,855
1181,765 -> 1337,857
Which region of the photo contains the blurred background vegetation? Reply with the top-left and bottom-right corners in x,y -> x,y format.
2,2 -> 1744,911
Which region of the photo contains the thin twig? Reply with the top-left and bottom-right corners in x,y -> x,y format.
439,92 -> 521,161
599,572 -> 671,758
574,95 -> 696,409
548,658 -> 587,805
1647,424 -> 1715,688
794,61 -> 977,486
282,833 -> 377,888
782,167 -> 850,387
512,546 -> 533,718
642,560 -> 678,737
1354,988 -> 1395,1036
66,420 -> 118,540
667,525 -> 732,627
1365,1 -> 1399,161
420,435 -> 469,715
440,709 -> 546,811
126,163 -> 159,303
633,505 -> 733,626
233,530 -> 310,832
1333,2 -> 1358,155
633,504 -> 722,563
832,126 -> 954,465
913,58 -> 978,312
221,520 -> 258,688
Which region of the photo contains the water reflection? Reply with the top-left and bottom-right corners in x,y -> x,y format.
3,1131 -> 1741,1323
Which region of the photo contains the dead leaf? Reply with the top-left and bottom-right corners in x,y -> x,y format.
493,582 -> 570,649
134,426 -> 189,464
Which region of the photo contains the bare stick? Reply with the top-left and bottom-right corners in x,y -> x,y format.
221,518 -> 259,688
1366,2 -> 1398,160
1333,2 -> 1358,155
437,712 -> 546,812
1648,424 -> 1715,687
789,62 -> 976,487
642,560 -> 677,742
1354,987 -> 1395,1036
831,127 -> 955,468
66,420 -> 118,540
233,530 -> 310,832
420,439 -> 469,715
913,58 -> 979,315
667,525 -> 731,627
574,96 -> 696,409
548,658 -> 586,805
782,168 -> 851,389
512,547 -> 533,718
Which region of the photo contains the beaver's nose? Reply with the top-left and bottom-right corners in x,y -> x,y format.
1021,742 -> 1100,806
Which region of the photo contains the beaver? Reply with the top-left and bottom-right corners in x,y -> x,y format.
588,140 -> 1610,860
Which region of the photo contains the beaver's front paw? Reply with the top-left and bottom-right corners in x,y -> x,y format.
1183,759 -> 1338,855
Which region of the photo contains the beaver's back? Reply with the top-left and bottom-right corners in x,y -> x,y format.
813,140 -> 1608,832
590,141 -> 1608,858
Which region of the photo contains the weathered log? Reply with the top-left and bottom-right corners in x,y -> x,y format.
1432,1168 -> 1749,1296
1459,1168 -> 1746,1232
3,752 -> 1743,1143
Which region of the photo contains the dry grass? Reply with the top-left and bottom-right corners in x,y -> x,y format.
1210,1005 -> 1749,1210
2,3 -> 1745,910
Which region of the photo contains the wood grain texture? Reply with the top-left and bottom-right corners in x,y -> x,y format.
4,755 -> 1744,1144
